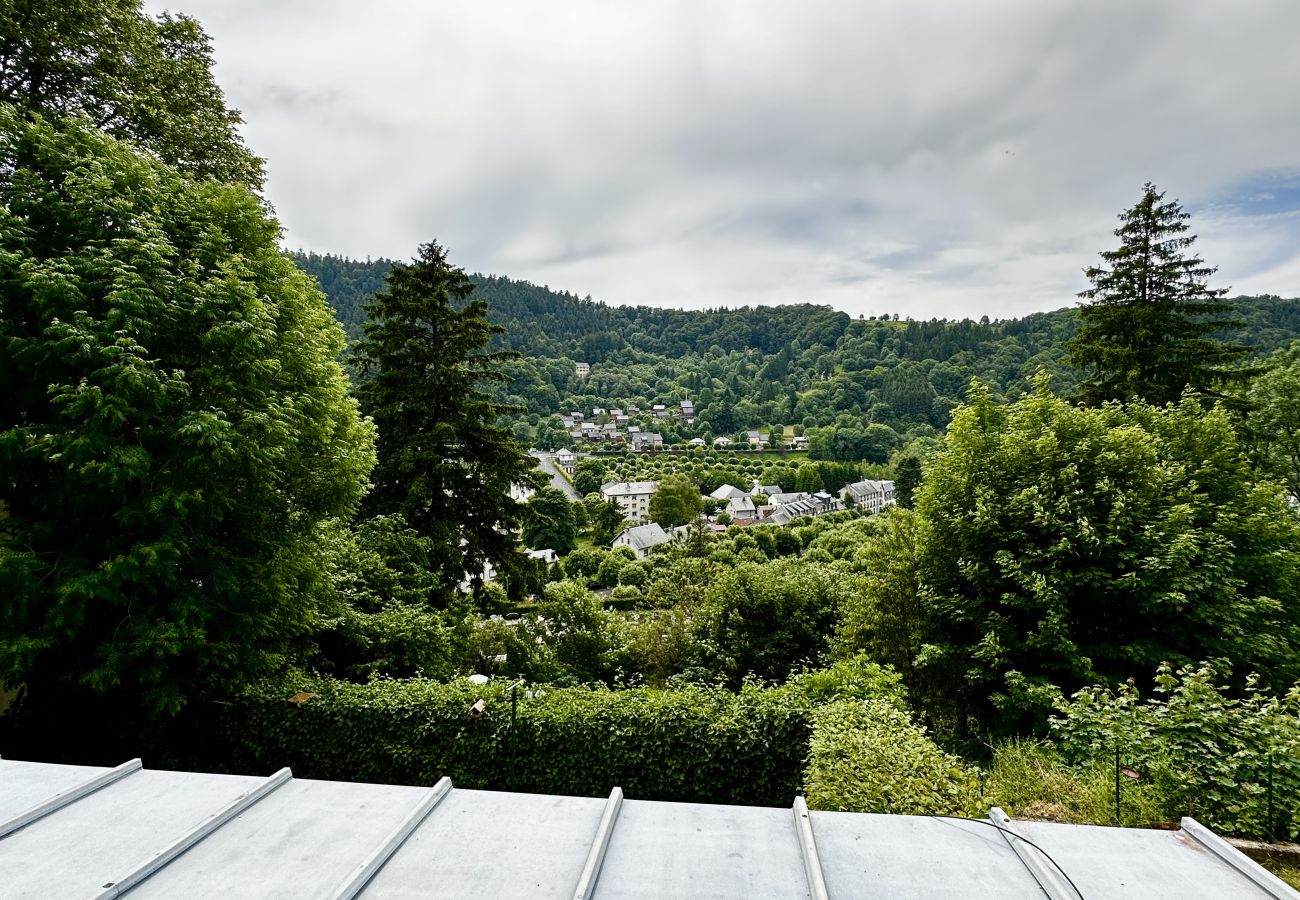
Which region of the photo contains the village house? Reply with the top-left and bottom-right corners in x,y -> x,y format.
726,494 -> 758,525
713,436 -> 733,449
709,484 -> 750,502
631,432 -> 663,452
652,404 -> 669,418
840,479 -> 896,513
555,449 -> 576,473
574,362 -> 590,377
611,522 -> 672,559
679,399 -> 695,423
687,437 -> 707,448
601,480 -> 659,521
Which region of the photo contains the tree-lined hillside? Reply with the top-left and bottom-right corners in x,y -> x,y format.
296,251 -> 1300,445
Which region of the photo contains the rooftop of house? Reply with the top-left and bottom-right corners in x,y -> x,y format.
2,758 -> 1287,899
601,481 -> 659,497
614,522 -> 671,551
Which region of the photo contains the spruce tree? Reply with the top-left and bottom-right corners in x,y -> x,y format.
355,242 -> 537,592
1069,183 -> 1250,405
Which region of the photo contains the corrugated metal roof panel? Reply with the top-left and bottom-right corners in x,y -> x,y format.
811,810 -> 1043,899
0,758 -> 1295,899
597,799 -> 810,900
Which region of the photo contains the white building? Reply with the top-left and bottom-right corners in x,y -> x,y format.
601,480 -> 659,521
575,362 -> 590,377
612,522 -> 671,559
840,479 -> 896,513
555,449 -> 577,473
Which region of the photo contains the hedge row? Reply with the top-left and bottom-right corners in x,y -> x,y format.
219,675 -> 813,806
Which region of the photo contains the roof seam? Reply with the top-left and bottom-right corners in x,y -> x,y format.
89,766 -> 293,899
0,758 -> 142,840
330,776 -> 453,900
572,787 -> 623,900
792,796 -> 829,900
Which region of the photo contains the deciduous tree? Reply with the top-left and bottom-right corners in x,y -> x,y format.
648,473 -> 704,527
909,378 -> 1300,734
0,114 -> 372,719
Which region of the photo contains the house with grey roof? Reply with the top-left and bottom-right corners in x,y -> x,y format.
726,494 -> 757,525
709,483 -> 750,502
631,432 -> 663,453
612,522 -> 672,558
841,479 -> 896,513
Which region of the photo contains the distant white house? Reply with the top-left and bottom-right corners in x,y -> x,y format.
744,431 -> 771,446
526,548 -> 559,565
713,436 -> 733,449
575,362 -> 590,377
612,522 -> 672,559
555,449 -> 577,473
726,494 -> 758,525
840,479 -> 896,513
601,480 -> 659,521
679,399 -> 695,423
687,437 -> 707,448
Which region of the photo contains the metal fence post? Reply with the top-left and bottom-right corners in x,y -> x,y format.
1114,748 -> 1121,825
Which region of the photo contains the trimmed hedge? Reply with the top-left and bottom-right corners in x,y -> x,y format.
219,674 -> 812,805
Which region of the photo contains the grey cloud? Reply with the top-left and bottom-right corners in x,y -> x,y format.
149,0 -> 1300,317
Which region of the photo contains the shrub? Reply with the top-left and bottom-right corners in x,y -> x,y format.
979,740 -> 1166,827
1051,663 -> 1300,838
804,699 -> 978,815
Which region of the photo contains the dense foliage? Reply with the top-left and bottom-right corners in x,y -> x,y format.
1070,183 -> 1250,405
887,379 -> 1300,734
222,675 -> 814,805
354,242 -> 537,592
1052,664 -> 1300,839
804,699 -> 977,815
0,112 -> 372,718
0,0 -> 263,187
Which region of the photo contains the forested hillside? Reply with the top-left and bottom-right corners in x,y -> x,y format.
296,251 -> 1300,447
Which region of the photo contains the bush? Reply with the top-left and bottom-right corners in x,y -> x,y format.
219,675 -> 812,805
1051,663 -> 1300,838
804,699 -> 978,815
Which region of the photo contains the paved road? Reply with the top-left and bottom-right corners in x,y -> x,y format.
531,452 -> 581,500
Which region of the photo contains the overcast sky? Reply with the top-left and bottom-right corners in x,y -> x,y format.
150,0 -> 1300,320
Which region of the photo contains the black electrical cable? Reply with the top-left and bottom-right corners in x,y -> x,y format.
929,814 -> 1086,900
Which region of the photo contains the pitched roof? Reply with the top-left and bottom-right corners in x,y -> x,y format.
614,522 -> 671,551
601,481 -> 659,497
1,758 -> 1288,899
709,484 -> 748,501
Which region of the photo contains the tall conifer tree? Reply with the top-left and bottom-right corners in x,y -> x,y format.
1069,183 -> 1250,405
355,242 -> 537,592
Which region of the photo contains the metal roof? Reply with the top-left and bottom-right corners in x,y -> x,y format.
0,757 -> 1295,899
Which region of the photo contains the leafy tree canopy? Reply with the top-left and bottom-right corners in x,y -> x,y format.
523,486 -> 578,556
0,112 -> 372,718
0,0 -> 263,187
881,378 -> 1300,734
648,473 -> 704,528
